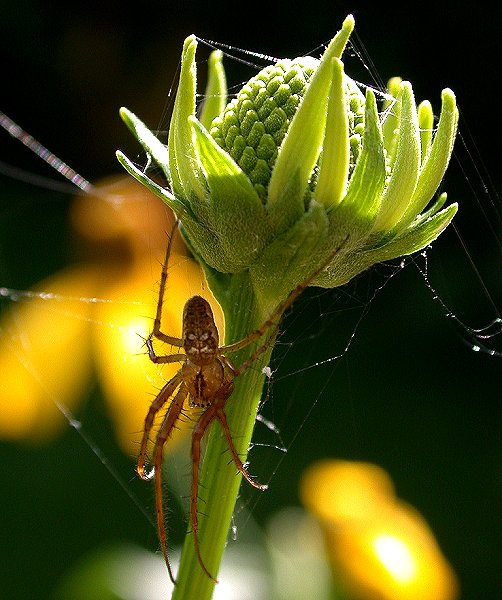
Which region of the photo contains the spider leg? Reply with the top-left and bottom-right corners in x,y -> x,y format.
146,331 -> 185,365
190,406 -> 220,582
220,304 -> 281,355
137,371 -> 183,480
154,331 -> 184,346
216,407 -> 268,491
189,399 -> 268,582
232,321 -> 282,377
151,217 -> 184,348
153,382 -> 189,585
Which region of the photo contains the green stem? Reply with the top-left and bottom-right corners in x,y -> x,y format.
172,272 -> 273,599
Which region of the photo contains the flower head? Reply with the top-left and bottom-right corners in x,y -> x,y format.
301,460 -> 459,600
117,15 -> 458,314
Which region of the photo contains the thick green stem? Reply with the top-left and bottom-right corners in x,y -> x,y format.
172,272 -> 273,599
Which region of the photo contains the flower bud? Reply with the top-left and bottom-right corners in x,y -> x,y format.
118,15 -> 457,311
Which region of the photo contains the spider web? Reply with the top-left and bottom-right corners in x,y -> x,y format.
1,26 -> 502,600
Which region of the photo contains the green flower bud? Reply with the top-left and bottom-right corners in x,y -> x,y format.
116,18 -> 459,592
117,14 -> 457,314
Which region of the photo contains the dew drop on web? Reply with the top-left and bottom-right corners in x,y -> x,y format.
142,465 -> 155,481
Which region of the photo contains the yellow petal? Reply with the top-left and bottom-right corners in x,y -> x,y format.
301,460 -> 459,600
0,266 -> 98,442
300,459 -> 396,523
70,175 -> 188,258
328,503 -> 459,600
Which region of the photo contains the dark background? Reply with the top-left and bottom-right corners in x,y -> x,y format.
1,2 -> 501,599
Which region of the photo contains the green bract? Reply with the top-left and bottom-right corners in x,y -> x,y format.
117,13 -> 457,312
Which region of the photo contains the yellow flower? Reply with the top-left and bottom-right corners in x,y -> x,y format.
0,176 -> 223,454
300,460 -> 459,600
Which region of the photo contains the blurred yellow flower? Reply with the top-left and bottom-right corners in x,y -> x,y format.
0,176 -> 223,455
300,460 -> 459,600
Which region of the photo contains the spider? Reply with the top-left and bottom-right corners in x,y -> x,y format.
137,219 -> 347,583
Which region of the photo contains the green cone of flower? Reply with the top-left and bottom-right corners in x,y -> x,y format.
117,14 -> 458,316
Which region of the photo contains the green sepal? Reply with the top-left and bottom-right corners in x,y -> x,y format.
267,15 -> 355,231
328,89 -> 385,237
381,77 -> 402,167
394,88 -> 458,232
168,35 -> 206,203
363,202 -> 457,269
418,100 -> 434,164
119,107 -> 170,181
316,58 -> 350,210
411,192 -> 448,228
319,203 -> 458,287
190,115 -> 261,205
189,116 -> 270,271
199,50 -> 227,130
115,150 -> 188,217
373,82 -> 421,233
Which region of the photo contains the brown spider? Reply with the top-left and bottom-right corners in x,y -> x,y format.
137,220 -> 347,583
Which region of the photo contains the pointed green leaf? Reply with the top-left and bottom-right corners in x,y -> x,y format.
410,192 -> 448,228
190,116 -> 270,270
199,50 -> 227,130
116,150 -> 186,215
373,82 -> 421,232
267,15 -> 355,212
316,58 -> 350,210
323,203 -> 457,288
266,57 -> 330,216
119,107 -> 170,180
381,77 -> 402,167
364,202 -> 457,265
167,35 -> 206,202
396,88 -> 458,232
190,115 -> 260,201
329,89 -> 385,235
418,100 -> 433,164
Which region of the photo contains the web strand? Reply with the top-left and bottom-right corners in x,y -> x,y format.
0,111 -> 96,195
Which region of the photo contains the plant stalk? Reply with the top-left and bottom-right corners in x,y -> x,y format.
172,271 -> 274,599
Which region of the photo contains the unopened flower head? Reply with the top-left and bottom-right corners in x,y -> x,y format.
117,15 -> 458,310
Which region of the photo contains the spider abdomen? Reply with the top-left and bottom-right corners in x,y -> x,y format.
183,295 -> 219,365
